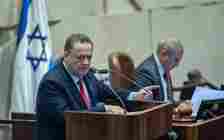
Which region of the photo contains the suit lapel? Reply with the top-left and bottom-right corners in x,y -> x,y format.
58,60 -> 86,109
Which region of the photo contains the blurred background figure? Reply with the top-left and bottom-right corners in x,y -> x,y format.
179,69 -> 219,100
108,52 -> 135,90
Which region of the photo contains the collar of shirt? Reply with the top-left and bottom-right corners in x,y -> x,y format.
153,53 -> 165,76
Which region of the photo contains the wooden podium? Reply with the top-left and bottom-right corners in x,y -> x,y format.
173,114 -> 224,140
65,101 -> 172,140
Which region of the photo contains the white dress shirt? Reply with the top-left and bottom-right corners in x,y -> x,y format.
153,53 -> 168,101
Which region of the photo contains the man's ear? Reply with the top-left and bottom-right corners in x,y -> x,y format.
159,47 -> 169,57
158,47 -> 170,65
64,50 -> 70,58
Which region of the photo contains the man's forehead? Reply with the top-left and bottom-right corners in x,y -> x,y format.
70,43 -> 92,55
73,42 -> 93,49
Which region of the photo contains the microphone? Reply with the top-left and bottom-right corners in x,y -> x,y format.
95,69 -> 108,74
90,67 -> 108,74
92,67 -> 128,112
107,85 -> 128,113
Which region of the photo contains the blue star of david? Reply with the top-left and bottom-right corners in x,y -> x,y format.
26,24 -> 48,72
27,25 -> 47,48
26,48 -> 47,72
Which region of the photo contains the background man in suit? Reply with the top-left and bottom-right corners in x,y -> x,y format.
36,33 -> 151,140
180,69 -> 219,100
131,38 -> 184,102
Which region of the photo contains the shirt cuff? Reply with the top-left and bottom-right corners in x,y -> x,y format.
127,92 -> 139,100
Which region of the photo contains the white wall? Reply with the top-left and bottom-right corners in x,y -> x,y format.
106,0 -> 224,13
151,3 -> 224,87
0,39 -> 16,119
94,12 -> 152,68
0,0 -> 18,26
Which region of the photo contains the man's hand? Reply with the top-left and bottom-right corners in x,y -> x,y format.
104,105 -> 126,114
134,85 -> 160,101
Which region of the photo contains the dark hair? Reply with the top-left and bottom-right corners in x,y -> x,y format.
108,52 -> 135,74
156,38 -> 183,55
187,69 -> 202,81
64,33 -> 93,56
108,52 -> 135,89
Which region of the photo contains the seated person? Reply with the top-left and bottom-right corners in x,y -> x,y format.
108,52 -> 135,90
179,69 -> 219,100
130,38 -> 184,102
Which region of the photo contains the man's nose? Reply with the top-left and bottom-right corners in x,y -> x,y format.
82,57 -> 90,64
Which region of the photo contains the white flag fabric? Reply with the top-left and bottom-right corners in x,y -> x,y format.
10,0 -> 52,113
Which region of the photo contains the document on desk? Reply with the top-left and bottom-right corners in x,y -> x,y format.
191,87 -> 224,117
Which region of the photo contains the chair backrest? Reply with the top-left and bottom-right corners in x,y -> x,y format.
108,52 -> 135,89
11,112 -> 36,120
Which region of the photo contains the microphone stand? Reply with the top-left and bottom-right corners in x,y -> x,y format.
95,68 -> 160,99
108,69 -> 157,96
94,68 -> 168,111
107,86 -> 128,114
93,68 -> 128,113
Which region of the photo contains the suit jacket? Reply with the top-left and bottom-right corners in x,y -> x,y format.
180,81 -> 196,100
130,55 -> 172,101
36,59 -> 129,140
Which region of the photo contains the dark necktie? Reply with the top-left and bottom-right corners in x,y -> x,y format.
79,80 -> 91,109
164,71 -> 172,87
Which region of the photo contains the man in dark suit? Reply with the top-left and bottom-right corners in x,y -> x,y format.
36,33 -> 150,140
131,38 -> 184,102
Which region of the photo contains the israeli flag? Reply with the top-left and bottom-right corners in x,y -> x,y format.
10,0 -> 52,113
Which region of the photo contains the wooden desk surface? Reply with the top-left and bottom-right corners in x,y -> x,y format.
172,114 -> 224,140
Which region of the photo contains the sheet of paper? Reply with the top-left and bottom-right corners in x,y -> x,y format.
191,87 -> 224,117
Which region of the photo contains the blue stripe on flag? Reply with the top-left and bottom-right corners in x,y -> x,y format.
16,0 -> 32,46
